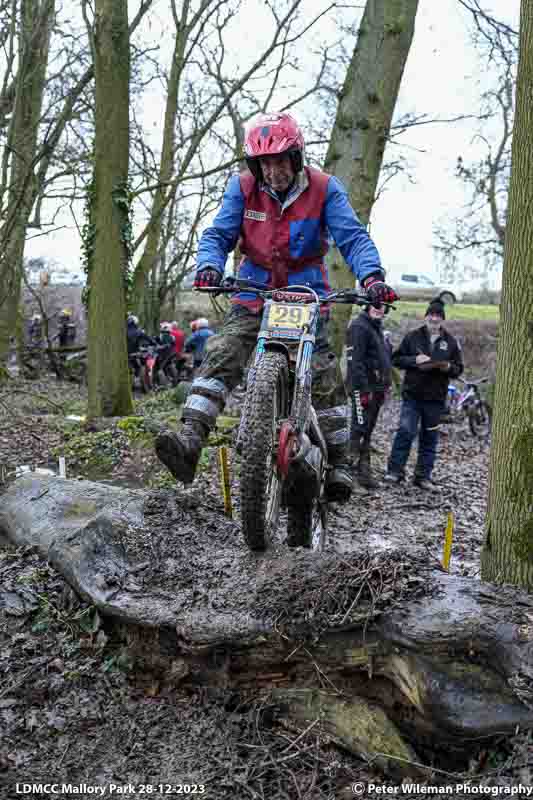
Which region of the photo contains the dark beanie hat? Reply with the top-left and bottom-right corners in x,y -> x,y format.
425,297 -> 446,319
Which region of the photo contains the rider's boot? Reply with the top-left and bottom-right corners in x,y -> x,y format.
357,449 -> 379,490
155,419 -> 208,484
326,458 -> 353,503
317,406 -> 353,503
155,376 -> 227,484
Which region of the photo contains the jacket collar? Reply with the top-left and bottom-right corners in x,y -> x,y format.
260,169 -> 309,211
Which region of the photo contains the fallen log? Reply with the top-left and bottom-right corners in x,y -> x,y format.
1,474 -> 533,776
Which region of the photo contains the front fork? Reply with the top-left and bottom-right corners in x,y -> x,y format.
236,328 -> 326,491
277,331 -> 328,493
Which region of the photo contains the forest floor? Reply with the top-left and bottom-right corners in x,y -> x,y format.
1,370 -> 530,799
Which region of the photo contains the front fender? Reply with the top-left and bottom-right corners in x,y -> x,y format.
263,341 -> 291,361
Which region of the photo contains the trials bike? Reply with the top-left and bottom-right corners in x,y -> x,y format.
129,346 -> 158,393
199,281 -> 379,553
445,376 -> 491,438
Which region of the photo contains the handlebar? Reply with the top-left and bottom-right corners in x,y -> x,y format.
196,279 -> 395,308
458,376 -> 489,386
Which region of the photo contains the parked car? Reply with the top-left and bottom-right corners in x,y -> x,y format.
390,273 -> 461,304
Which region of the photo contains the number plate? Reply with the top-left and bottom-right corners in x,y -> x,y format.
267,304 -> 311,329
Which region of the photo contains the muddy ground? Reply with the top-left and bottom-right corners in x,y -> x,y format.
1,373 -> 531,798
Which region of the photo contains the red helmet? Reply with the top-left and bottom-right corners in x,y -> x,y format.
244,112 -> 305,180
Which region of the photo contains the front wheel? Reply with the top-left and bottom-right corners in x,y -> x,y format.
468,400 -> 491,437
166,361 -> 179,386
239,351 -> 288,551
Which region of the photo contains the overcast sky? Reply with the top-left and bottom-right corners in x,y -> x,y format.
25,0 -> 520,287
369,0 -> 519,286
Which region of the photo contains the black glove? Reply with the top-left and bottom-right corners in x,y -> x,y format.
363,276 -> 399,307
194,267 -> 222,288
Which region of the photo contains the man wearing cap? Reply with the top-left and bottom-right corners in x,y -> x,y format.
384,298 -> 463,490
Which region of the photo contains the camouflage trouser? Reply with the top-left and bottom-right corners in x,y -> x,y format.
182,305 -> 349,464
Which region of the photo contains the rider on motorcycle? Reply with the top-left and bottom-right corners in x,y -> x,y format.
126,314 -> 156,379
126,314 -> 155,355
154,321 -> 177,374
155,111 -> 397,502
156,321 -> 175,350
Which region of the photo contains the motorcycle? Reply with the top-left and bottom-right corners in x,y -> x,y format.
129,346 -> 157,393
199,280 -> 388,552
152,344 -> 179,388
445,376 -> 491,438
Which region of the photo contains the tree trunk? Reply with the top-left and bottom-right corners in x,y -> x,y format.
87,0 -> 133,417
0,0 -> 55,364
481,0 -> 533,589
323,0 -> 419,357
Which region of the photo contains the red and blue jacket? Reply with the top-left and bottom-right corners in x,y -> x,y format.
197,166 -> 383,310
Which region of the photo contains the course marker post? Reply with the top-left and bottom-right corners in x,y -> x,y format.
442,511 -> 454,571
218,446 -> 233,518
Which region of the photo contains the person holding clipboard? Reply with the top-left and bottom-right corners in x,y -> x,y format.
384,298 -> 463,489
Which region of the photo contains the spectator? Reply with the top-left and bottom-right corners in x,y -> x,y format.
384,298 -> 463,490
28,314 -> 43,346
347,301 -> 392,489
184,317 -> 214,369
57,309 -> 74,347
170,321 -> 185,357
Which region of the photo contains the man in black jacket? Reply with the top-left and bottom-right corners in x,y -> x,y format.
126,315 -> 155,355
347,302 -> 392,488
384,298 -> 463,489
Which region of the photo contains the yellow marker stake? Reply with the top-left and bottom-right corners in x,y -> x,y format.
218,446 -> 233,518
442,511 -> 454,571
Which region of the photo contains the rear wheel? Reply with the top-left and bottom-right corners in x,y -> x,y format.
239,351 -> 288,551
287,495 -> 327,551
155,367 -> 169,388
166,361 -> 179,386
468,400 -> 491,437
439,291 -> 456,305
140,363 -> 152,394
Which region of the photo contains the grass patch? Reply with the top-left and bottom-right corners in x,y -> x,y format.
393,302 -> 499,322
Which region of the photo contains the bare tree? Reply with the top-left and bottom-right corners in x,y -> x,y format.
0,0 -> 155,364
434,2 -> 518,285
128,0 -> 336,322
322,0 -> 419,357
0,0 -> 55,363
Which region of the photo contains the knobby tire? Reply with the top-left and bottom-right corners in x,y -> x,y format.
140,365 -> 152,394
240,351 -> 288,551
468,400 -> 491,437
